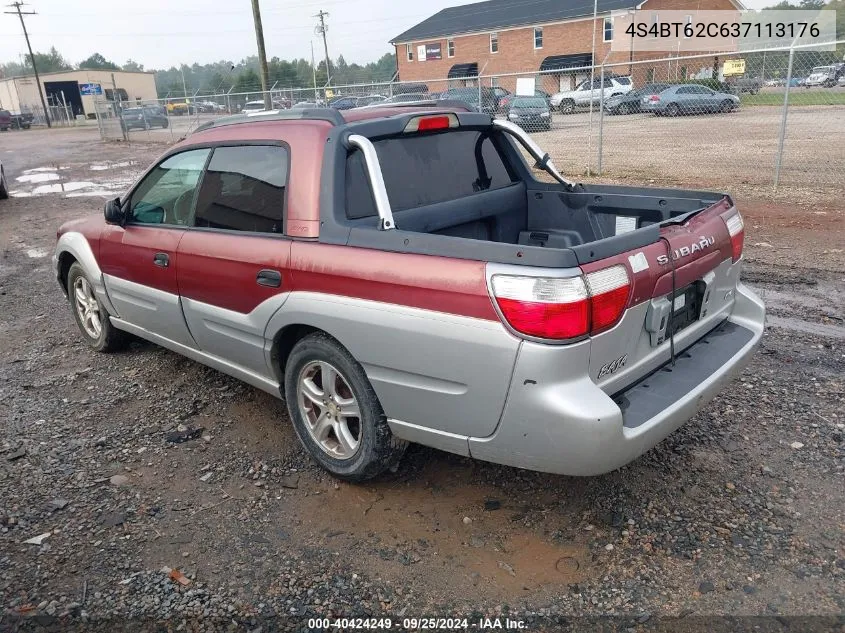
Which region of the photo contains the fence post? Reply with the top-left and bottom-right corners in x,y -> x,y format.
773,46 -> 795,191
597,62 -> 606,175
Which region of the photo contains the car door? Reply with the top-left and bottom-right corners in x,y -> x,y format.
673,86 -> 695,113
699,86 -> 720,112
177,144 -> 292,377
99,148 -> 210,347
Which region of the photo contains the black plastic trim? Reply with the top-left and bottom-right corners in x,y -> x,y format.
613,320 -> 755,429
192,108 -> 344,134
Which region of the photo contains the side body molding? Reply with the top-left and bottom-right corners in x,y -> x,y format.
53,231 -> 119,317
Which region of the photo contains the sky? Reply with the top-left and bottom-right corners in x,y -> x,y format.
0,0 -> 775,70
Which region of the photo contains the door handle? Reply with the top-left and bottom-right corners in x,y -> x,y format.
153,252 -> 169,268
256,269 -> 282,288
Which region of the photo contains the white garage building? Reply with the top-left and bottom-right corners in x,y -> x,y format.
0,69 -> 157,120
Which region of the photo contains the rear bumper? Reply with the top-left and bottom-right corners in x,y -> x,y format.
468,283 -> 765,476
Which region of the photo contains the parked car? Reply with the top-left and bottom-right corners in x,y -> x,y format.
505,95 -> 552,131
242,100 -> 287,112
641,84 -> 740,116
381,93 -> 432,104
727,76 -> 762,95
354,95 -> 387,107
121,107 -> 169,130
438,87 -> 500,114
498,90 -> 551,112
551,75 -> 633,113
604,84 -> 672,115
54,104 -> 763,481
0,156 -> 8,200
1,110 -> 34,129
291,101 -> 319,109
329,96 -> 359,110
804,64 -> 845,88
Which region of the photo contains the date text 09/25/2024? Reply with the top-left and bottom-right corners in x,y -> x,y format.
307,617 -> 528,630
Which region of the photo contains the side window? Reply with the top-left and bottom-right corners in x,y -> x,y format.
129,148 -> 210,225
192,145 -> 288,233
676,86 -> 693,95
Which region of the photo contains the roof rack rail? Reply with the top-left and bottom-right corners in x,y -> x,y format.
192,107 -> 345,134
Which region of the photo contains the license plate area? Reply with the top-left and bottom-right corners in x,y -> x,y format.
668,281 -> 706,337
644,280 -> 707,347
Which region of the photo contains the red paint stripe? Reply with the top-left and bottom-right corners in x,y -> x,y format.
290,242 -> 498,321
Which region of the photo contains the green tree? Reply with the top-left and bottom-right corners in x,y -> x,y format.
26,47 -> 71,73
122,59 -> 145,72
79,53 -> 120,70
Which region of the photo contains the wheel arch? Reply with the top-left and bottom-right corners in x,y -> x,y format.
269,323 -> 324,383
54,232 -> 119,315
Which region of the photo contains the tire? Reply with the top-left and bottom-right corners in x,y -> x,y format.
161,119 -> 169,129
66,262 -> 126,352
559,100 -> 575,114
666,103 -> 680,117
0,166 -> 8,200
619,103 -> 631,115
720,99 -> 734,113
284,332 -> 407,481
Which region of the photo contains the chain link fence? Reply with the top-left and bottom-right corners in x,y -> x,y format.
95,40 -> 844,195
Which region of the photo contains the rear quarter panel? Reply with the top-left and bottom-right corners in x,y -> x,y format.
266,242 -> 521,438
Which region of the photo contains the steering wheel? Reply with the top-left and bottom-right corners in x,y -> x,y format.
172,189 -> 195,225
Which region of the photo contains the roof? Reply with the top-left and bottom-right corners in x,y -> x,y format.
391,0 -> 640,43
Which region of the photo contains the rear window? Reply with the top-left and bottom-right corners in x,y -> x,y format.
345,131 -> 515,218
616,77 -> 632,85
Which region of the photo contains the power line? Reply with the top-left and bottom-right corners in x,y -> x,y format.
3,1 -> 50,127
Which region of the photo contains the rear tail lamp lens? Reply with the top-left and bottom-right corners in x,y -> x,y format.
585,266 -> 631,333
723,212 -> 744,262
491,265 -> 630,340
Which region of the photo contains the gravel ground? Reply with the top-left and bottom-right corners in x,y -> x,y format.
0,130 -> 843,632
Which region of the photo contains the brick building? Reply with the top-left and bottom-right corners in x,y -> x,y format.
391,0 -> 744,93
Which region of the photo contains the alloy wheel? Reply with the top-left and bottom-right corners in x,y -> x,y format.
297,360 -> 362,460
73,276 -> 102,339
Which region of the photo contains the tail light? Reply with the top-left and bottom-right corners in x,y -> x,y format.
723,211 -> 744,262
491,265 -> 630,340
649,94 -> 660,102
403,113 -> 459,133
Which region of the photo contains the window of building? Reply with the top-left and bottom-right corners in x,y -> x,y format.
193,145 -> 288,234
603,17 -> 613,42
406,44 -> 414,62
490,32 -> 499,53
646,68 -> 655,83
534,27 -> 543,49
447,39 -> 455,58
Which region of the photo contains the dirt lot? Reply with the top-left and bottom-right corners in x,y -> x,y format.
1,128 -> 843,631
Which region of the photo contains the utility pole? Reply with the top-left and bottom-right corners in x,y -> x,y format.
250,0 -> 271,109
5,1 -> 50,127
310,41 -> 319,103
180,65 -> 188,99
314,10 -> 331,88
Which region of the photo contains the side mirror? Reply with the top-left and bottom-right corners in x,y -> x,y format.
104,197 -> 125,225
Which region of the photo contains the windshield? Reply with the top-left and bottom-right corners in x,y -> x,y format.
811,66 -> 831,73
124,108 -> 142,114
512,97 -> 547,107
243,102 -> 264,109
